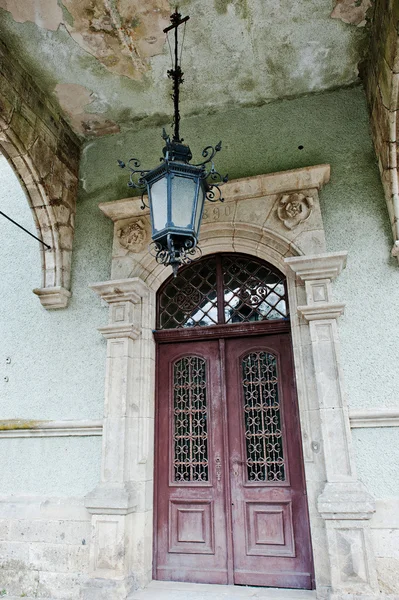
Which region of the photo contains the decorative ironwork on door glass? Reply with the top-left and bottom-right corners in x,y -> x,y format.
157,253 -> 288,329
173,356 -> 209,482
241,352 -> 286,482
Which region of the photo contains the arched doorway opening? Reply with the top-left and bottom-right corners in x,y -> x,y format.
153,253 -> 314,589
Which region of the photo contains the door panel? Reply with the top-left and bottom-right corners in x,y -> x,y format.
155,340 -> 229,584
225,335 -> 313,589
155,334 -> 314,589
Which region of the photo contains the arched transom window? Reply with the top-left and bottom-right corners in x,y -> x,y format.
157,253 -> 288,330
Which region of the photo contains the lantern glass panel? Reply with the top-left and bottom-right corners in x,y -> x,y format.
150,176 -> 168,233
171,176 -> 197,229
194,184 -> 205,235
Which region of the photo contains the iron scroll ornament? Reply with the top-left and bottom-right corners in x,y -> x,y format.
117,137 -> 228,207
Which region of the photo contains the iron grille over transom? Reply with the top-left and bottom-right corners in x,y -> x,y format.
157,253 -> 288,329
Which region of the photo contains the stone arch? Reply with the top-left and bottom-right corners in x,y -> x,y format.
0,39 -> 80,308
0,130 -> 74,309
127,222 -> 303,294
366,0 -> 399,261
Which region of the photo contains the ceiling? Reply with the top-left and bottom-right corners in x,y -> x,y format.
0,0 -> 372,139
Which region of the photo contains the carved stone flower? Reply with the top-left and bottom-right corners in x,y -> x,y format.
277,193 -> 314,230
117,218 -> 148,253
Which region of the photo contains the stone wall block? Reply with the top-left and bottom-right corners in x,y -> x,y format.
58,129 -> 81,174
376,557 -> 399,593
50,202 -> 73,226
34,116 -> 58,152
30,137 -> 54,179
8,519 -> 90,546
0,540 -> 30,565
29,543 -> 89,573
0,568 -> 39,597
58,225 -> 74,251
36,571 -> 89,600
9,111 -> 36,151
60,250 -> 73,289
0,518 -> 10,540
0,90 -> 14,124
20,102 -> 38,129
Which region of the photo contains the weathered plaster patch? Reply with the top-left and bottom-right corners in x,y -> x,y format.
331,0 -> 372,27
0,0 -> 63,31
55,83 -> 119,136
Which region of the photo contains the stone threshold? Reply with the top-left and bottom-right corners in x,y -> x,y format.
128,581 -> 317,600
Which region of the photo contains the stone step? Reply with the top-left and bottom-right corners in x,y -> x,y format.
128,581 -> 317,600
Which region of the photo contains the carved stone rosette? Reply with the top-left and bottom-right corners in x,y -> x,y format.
277,192 -> 314,230
117,218 -> 148,253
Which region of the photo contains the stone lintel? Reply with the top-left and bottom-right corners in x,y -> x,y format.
298,303 -> 345,321
318,482 -> 376,521
285,252 -> 347,281
99,164 -> 331,222
33,286 -> 71,309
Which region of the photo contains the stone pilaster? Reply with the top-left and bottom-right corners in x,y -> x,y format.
285,253 -> 379,598
84,278 -> 156,599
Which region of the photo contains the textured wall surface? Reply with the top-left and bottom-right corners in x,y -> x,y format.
0,436 -> 102,497
0,155 -> 111,423
1,85 -> 398,500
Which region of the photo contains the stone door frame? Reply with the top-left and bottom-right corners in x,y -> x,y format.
84,166 -> 378,600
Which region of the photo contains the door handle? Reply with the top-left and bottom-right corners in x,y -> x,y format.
232,459 -> 244,477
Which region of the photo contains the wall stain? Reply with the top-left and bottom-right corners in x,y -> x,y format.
0,420 -> 42,430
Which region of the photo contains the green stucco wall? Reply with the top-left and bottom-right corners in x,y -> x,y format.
0,85 -> 398,498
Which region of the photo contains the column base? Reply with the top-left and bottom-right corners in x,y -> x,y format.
318,482 -> 379,595
318,481 -> 376,520
85,482 -> 137,516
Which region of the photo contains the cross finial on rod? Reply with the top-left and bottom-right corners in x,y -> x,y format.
163,9 -> 190,143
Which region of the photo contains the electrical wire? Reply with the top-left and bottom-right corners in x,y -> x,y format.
0,210 -> 51,249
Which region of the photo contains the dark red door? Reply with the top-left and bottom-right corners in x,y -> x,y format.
225,334 -> 313,588
155,340 -> 230,584
154,333 -> 313,589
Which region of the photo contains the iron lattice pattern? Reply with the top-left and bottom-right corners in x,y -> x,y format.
173,356 -> 209,482
241,352 -> 286,482
222,255 -> 287,323
158,254 -> 287,329
159,257 -> 218,329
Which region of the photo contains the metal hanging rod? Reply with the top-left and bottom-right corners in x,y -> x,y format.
0,210 -> 51,249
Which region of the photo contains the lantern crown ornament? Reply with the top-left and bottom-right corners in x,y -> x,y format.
118,8 -> 228,276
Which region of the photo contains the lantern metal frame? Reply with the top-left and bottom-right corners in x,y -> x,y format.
118,9 -> 227,276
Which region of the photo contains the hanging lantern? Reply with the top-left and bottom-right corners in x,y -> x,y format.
118,10 -> 227,276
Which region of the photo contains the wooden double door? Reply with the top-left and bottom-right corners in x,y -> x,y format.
154,332 -> 314,589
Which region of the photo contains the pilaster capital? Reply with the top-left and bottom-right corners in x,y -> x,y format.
284,252 -> 347,282
297,303 -> 345,321
90,278 -> 151,305
285,252 -> 347,315
90,278 -> 152,338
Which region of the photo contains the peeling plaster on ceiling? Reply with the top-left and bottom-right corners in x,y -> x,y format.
331,0 -> 373,27
0,1 -> 370,139
54,83 -> 120,136
0,0 -> 170,79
